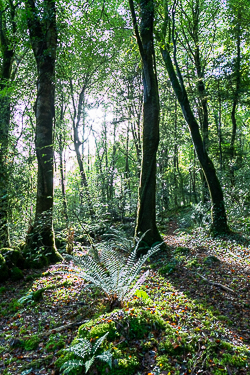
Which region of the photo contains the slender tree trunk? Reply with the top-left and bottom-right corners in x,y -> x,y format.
58,136 -> 69,227
125,123 -> 132,216
70,82 -> 95,218
214,83 -> 223,172
129,0 -> 163,249
230,20 -> 241,186
93,132 -> 106,205
108,121 -> 117,205
191,2 -> 210,203
159,44 -> 229,233
57,93 -> 69,226
26,0 -> 62,263
173,99 -> 178,207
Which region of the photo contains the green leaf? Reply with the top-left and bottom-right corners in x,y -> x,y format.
84,355 -> 95,373
92,331 -> 109,354
60,359 -> 85,374
96,350 -> 113,368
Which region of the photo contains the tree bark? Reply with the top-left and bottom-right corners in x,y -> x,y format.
57,94 -> 69,227
129,0 -> 163,249
70,82 -> 95,218
26,0 -> 62,263
0,0 -> 16,248
230,18 -> 241,186
159,44 -> 229,234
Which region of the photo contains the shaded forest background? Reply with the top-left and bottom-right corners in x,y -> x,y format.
1,0 -> 250,259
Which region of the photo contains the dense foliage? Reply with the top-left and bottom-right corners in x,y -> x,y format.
0,0 -> 249,249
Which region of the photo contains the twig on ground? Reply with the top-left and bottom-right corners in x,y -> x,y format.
196,273 -> 236,294
35,320 -> 89,338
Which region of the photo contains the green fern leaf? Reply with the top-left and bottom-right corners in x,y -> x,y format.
92,331 -> 109,354
96,350 -> 113,368
84,355 -> 95,373
65,338 -> 91,358
60,359 -> 84,374
63,233 -> 163,307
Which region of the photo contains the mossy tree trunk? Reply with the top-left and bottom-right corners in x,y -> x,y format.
25,0 -> 62,263
129,0 -> 163,249
0,0 -> 16,248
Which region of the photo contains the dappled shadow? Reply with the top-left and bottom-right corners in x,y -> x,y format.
156,231 -> 250,345
217,231 -> 250,247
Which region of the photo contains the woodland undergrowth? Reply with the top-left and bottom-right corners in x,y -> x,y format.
0,222 -> 250,375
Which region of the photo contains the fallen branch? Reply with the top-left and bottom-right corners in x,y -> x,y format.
196,273 -> 236,294
34,320 -> 89,338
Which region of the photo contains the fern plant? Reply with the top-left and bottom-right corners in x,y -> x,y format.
60,332 -> 112,374
64,235 -> 162,309
100,227 -> 134,253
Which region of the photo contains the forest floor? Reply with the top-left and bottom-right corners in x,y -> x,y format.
0,221 -> 250,375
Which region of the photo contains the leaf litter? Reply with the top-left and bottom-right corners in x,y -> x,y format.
0,222 -> 249,374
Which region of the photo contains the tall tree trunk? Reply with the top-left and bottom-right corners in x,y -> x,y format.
156,2 -> 229,233
108,121 -> 117,206
159,44 -> 229,233
214,82 -> 223,172
129,0 -> 163,249
58,141 -> 68,226
57,95 -> 69,227
191,1 -> 210,203
26,0 -> 62,263
0,0 -> 16,248
173,99 -> 178,207
230,19 -> 241,186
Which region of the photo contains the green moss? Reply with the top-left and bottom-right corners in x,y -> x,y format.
33,288 -> 45,301
156,355 -> 175,372
174,246 -> 190,255
204,255 -> 221,265
0,286 -> 6,294
0,254 -> 9,282
55,236 -> 67,249
45,335 -> 66,351
0,248 -> 25,268
10,267 -> 23,281
186,258 -> 199,268
24,335 -> 40,350
78,320 -> 118,342
25,273 -> 43,282
58,309 -> 166,374
159,263 -> 176,275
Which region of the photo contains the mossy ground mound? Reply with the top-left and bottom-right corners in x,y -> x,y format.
55,304 -> 250,375
0,254 -> 9,282
0,248 -> 25,282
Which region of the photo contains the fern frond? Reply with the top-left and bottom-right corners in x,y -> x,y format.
60,359 -> 84,374
92,331 -> 109,354
63,233 -> 163,307
96,350 -> 113,368
84,355 -> 95,373
65,338 -> 91,358
101,228 -> 134,253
